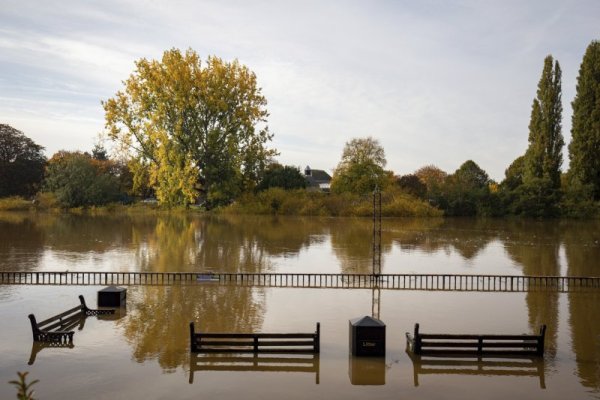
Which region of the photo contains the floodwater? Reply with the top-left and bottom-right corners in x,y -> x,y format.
0,213 -> 599,399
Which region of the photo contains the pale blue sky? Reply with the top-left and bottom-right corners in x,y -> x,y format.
0,0 -> 598,180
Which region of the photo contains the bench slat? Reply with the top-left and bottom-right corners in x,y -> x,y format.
42,313 -> 85,332
420,334 -> 541,340
421,341 -> 538,349
198,333 -> 316,339
257,340 -> 316,347
194,348 -> 317,354
191,365 -> 315,373
419,349 -> 539,356
37,305 -> 83,327
192,355 -> 316,364
198,339 -> 315,347
199,340 -> 254,347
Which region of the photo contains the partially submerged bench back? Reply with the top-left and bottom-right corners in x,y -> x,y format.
28,295 -> 115,343
28,296 -> 89,337
190,322 -> 320,354
406,323 -> 546,356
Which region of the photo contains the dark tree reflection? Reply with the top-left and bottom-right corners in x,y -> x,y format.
0,212 -> 45,272
502,220 -> 561,359
564,220 -> 600,391
389,218 -> 496,261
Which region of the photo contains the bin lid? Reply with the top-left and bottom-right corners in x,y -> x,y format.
350,316 -> 385,327
99,285 -> 126,293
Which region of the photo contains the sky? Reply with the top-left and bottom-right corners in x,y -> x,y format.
0,0 -> 598,181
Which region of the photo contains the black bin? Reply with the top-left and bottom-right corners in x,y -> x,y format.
349,316 -> 386,357
98,286 -> 127,307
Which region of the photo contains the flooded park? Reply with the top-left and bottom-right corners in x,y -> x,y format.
1,212 -> 599,399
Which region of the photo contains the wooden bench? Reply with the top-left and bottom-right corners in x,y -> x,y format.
190,322 -> 320,354
28,295 -> 115,344
406,323 -> 546,357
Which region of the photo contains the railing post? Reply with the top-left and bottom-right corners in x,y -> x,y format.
254,336 -> 259,353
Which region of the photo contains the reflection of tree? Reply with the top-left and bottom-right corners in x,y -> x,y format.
122,285 -> 265,372
564,220 -> 600,391
0,212 -> 45,272
43,214 -> 138,253
131,215 -> 330,273
502,220 -> 561,359
389,218 -> 496,260
330,218 -> 393,274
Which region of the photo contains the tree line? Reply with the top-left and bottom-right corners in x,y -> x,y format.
1,42 -> 599,216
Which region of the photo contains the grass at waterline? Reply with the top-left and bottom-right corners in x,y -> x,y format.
220,188 -> 443,217
0,188 -> 442,217
0,196 -> 32,211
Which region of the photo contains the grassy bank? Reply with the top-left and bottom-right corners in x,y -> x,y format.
220,188 -> 443,217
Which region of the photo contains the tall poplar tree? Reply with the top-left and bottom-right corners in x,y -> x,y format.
568,40 -> 600,200
520,55 -> 564,216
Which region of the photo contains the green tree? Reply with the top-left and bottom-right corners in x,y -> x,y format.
414,164 -> 448,206
502,155 -> 525,191
256,164 -> 306,191
330,137 -> 388,195
43,151 -> 119,207
0,124 -> 46,198
396,174 -> 427,198
103,49 -> 276,208
568,40 -> 600,201
442,160 -> 492,216
521,55 -> 564,216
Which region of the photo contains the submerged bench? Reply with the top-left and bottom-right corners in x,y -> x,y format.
28,295 -> 115,343
190,322 -> 320,354
406,323 -> 546,357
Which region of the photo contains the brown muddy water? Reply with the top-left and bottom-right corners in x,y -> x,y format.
0,213 -> 599,399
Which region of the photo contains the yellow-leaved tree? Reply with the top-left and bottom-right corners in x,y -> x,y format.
103,48 -> 277,208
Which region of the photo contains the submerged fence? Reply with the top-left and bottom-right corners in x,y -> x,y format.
1,271 -> 600,292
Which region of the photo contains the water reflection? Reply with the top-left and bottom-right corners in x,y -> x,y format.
189,353 -> 320,384
0,212 -> 45,272
388,218 -> 496,260
565,220 -> 600,392
2,212 -> 600,390
503,221 -> 561,359
348,356 -> 386,385
122,286 -> 265,372
405,352 -> 546,388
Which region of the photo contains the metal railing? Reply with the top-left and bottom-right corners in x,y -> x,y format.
1,271 -> 600,292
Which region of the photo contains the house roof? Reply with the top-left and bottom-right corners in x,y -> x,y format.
305,169 -> 331,183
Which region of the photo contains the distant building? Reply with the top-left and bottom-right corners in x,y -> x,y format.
304,166 -> 332,192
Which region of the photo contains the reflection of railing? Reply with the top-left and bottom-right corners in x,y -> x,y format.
406,351 -> 546,388
189,353 -> 320,384
2,271 -> 600,292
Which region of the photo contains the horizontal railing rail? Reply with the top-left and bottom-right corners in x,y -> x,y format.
1,271 -> 599,292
